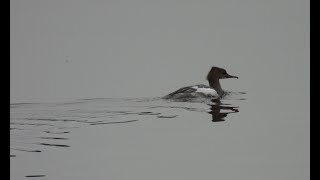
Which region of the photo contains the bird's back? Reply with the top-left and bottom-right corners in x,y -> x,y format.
164,84 -> 219,99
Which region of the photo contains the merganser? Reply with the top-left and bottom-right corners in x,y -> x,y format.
164,66 -> 238,99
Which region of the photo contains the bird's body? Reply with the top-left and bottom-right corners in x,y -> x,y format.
164,84 -> 219,99
164,66 -> 238,100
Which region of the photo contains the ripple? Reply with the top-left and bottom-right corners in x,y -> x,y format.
37,143 -> 70,147
10,96 -> 244,156
157,115 -> 178,118
11,96 -> 245,178
25,175 -> 46,178
90,119 -> 139,125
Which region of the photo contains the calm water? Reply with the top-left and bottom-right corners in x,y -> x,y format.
11,0 -> 309,179
10,90 -> 309,180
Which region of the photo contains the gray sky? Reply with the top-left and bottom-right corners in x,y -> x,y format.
10,0 -> 309,103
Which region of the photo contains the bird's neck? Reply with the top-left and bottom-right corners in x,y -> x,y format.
208,79 -> 224,96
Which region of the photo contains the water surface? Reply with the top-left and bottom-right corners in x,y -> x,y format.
10,90 -> 309,180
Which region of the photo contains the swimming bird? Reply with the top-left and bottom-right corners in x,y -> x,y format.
164,66 -> 238,99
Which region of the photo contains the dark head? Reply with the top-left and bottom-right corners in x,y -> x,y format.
206,66 -> 238,81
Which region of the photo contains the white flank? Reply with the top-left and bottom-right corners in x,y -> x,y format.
193,87 -> 218,96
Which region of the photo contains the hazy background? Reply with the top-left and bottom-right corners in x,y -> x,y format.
10,1 -> 309,179
11,0 -> 309,103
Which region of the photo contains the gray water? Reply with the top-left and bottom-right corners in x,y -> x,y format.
10,89 -> 309,180
11,0 -> 309,179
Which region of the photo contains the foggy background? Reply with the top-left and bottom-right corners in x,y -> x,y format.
10,0 -> 309,103
10,1 -> 309,179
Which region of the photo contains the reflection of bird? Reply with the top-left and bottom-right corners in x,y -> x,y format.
164,66 -> 238,99
208,99 -> 239,122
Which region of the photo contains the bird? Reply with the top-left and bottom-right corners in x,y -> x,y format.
164,66 -> 238,99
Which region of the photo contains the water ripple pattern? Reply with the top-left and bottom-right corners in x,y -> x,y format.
10,96 -> 244,158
